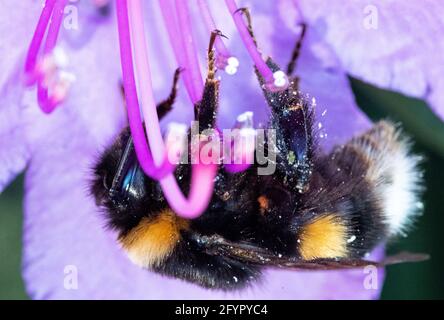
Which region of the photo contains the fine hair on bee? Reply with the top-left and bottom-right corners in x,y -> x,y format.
91,12 -> 426,290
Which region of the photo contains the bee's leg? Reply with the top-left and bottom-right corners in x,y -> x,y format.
156,68 -> 182,120
235,7 -> 314,192
119,68 -> 181,121
262,62 -> 314,193
194,30 -> 220,131
255,60 -> 314,191
286,23 -> 306,78
154,231 -> 261,289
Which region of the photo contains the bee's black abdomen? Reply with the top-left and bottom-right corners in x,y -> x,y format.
293,121 -> 423,260
324,139 -> 388,257
154,232 -> 260,289
332,121 -> 423,239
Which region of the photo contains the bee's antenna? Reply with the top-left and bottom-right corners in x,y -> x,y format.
156,68 -> 182,119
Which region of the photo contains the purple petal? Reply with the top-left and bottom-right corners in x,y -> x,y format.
18,1 -> 382,299
0,71 -> 30,192
299,0 -> 444,120
0,1 -> 41,89
0,0 -> 111,191
0,0 -> 43,191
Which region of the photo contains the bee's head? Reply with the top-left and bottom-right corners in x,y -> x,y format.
90,127 -> 165,234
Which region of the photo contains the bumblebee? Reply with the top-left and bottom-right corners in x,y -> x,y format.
91,18 -> 426,290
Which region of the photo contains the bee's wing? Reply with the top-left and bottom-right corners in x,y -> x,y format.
381,251 -> 430,266
269,252 -> 429,271
201,235 -> 429,271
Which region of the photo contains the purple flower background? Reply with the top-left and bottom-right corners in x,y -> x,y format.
0,0 -> 443,299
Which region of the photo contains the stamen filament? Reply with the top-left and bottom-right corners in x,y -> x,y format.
160,162 -> 217,218
43,0 -> 67,53
119,0 -> 217,218
128,0 -> 165,163
175,0 -> 204,103
37,0 -> 68,113
24,0 -> 70,113
158,0 -> 195,103
24,0 -> 56,85
116,0 -> 175,179
225,0 -> 289,91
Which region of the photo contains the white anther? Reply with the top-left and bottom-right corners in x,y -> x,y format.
38,47 -> 73,103
52,71 -> 75,102
52,83 -> 69,102
52,47 -> 69,68
225,65 -> 237,75
224,56 -> 239,75
236,111 -> 254,127
265,70 -> 289,92
273,70 -> 288,88
59,70 -> 76,84
227,56 -> 239,67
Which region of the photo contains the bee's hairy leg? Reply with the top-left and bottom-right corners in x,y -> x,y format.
286,23 -> 307,77
207,29 -> 227,80
194,30 -> 221,131
237,7 -> 314,186
253,57 -> 314,193
156,67 -> 182,120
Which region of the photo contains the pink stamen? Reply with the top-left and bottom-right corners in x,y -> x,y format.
197,0 -> 239,75
24,0 -> 69,113
160,161 -> 216,218
118,0 -> 217,219
24,0 -> 56,85
43,0 -> 67,53
128,0 -> 166,164
225,0 -> 289,91
37,0 -> 68,113
159,0 -> 195,103
116,0 -> 175,180
174,0 -> 204,103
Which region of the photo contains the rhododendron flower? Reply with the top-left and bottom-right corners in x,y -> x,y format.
0,0 -> 442,299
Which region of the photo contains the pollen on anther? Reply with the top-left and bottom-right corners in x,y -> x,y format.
224,56 -> 239,75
